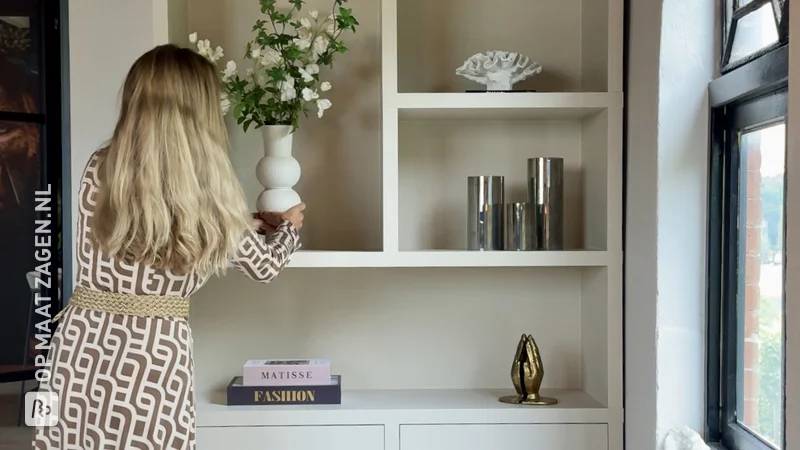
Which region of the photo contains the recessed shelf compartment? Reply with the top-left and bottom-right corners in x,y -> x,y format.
392,93 -> 619,120
196,388 -> 608,427
193,267 -> 614,425
397,112 -> 609,252
395,0 -> 616,93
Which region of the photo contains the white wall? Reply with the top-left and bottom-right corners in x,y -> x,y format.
66,0 -> 158,288
627,2 -> 800,450
625,0 -> 715,448
653,0 -> 715,439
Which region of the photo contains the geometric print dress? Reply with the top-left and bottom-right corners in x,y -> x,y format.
33,150 -> 300,449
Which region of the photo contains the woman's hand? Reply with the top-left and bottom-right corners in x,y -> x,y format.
251,213 -> 269,234
279,202 -> 305,230
255,202 -> 306,231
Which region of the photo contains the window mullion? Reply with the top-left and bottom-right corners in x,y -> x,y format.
777,0 -> 790,41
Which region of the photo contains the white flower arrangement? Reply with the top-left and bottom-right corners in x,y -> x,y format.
191,0 -> 358,132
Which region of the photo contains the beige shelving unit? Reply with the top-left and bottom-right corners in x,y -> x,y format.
183,0 -> 625,447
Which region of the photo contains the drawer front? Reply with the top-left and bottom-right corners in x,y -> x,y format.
197,425 -> 384,450
400,424 -> 608,450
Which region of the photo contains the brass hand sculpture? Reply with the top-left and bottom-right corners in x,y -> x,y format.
499,334 -> 558,405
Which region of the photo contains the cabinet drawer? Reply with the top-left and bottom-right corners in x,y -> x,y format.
197,425 -> 384,450
400,424 -> 608,450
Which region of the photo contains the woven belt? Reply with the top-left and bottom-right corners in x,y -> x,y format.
53,286 -> 190,322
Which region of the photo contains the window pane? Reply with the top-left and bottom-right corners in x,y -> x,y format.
730,3 -> 779,63
736,123 -> 785,448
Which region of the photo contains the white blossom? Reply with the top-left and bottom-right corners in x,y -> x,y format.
220,92 -> 231,114
293,27 -> 313,50
281,88 -> 296,102
293,36 -> 312,50
212,46 -> 224,61
196,39 -> 211,57
298,67 -> 314,82
189,7 -> 354,129
316,98 -> 332,118
312,36 -> 328,59
305,64 -> 319,75
323,15 -> 336,36
279,77 -> 296,102
302,88 -> 319,102
260,49 -> 282,67
197,39 -> 224,62
222,60 -> 237,80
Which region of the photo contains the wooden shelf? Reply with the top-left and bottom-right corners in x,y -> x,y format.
287,250 -> 610,268
391,92 -> 620,120
196,388 -> 609,427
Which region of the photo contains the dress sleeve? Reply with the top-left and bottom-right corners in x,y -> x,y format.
230,221 -> 301,283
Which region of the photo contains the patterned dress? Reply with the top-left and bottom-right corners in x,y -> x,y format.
33,150 -> 300,449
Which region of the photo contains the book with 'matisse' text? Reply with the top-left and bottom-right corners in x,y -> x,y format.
242,358 -> 331,386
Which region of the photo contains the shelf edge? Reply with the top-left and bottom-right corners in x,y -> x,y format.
287,251 -> 612,268
387,92 -> 621,111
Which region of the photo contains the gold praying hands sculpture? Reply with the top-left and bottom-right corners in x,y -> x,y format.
499,334 -> 558,405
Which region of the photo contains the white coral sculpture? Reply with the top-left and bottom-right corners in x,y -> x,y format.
455,51 -> 542,91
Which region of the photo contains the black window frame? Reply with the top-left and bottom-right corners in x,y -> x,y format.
707,31 -> 788,450
0,0 -> 63,384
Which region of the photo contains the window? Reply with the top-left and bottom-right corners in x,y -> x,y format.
721,0 -> 789,73
707,0 -> 789,448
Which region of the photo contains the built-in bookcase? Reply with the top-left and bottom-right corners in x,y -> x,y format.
182,0 -> 624,448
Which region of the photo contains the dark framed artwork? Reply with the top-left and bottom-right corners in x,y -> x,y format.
0,0 -> 62,384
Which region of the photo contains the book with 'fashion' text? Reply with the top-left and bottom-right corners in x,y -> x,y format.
226,375 -> 341,406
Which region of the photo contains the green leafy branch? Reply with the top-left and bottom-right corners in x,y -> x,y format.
191,0 -> 358,133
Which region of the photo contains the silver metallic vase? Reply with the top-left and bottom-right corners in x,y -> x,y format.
527,157 -> 564,250
504,202 -> 534,251
467,176 -> 504,250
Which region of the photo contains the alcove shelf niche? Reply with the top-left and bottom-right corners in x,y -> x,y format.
191,265 -> 620,449
393,0 -> 621,93
286,91 -> 621,268
393,103 -> 615,254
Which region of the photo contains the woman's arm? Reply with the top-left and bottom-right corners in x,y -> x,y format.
230,221 -> 301,283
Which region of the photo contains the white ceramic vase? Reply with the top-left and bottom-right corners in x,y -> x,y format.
256,125 -> 302,213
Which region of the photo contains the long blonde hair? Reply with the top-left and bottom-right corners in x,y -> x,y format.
93,44 -> 251,276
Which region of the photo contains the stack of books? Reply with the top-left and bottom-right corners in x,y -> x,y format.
226,358 -> 342,406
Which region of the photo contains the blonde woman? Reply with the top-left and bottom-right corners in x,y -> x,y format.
33,44 -> 304,449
